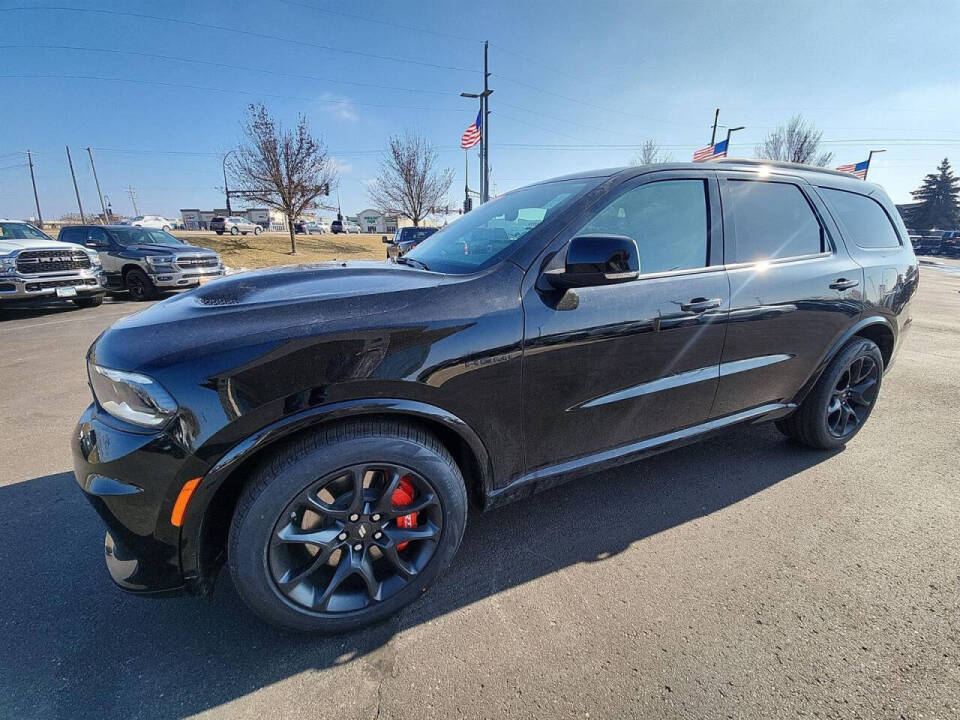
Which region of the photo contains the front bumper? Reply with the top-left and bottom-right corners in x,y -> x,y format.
0,268 -> 104,300
72,403 -> 208,594
149,266 -> 224,288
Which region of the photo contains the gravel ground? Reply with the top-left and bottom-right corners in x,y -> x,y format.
0,259 -> 957,719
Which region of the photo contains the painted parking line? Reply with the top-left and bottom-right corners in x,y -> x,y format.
0,308 -> 139,332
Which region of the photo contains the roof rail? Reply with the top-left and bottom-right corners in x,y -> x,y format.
712,157 -> 858,179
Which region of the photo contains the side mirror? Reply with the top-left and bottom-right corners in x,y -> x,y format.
544,234 -> 640,289
381,235 -> 390,243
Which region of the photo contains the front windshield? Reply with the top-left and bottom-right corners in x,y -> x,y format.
0,222 -> 53,241
110,227 -> 187,246
405,178 -> 596,274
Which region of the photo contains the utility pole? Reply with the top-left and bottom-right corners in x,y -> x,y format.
86,147 -> 108,224
66,145 -> 86,223
460,41 -> 493,203
27,150 -> 43,228
128,185 -> 140,216
710,108 -> 720,146
222,149 -> 236,214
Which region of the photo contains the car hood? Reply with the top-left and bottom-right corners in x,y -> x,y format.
124,243 -> 219,256
0,237 -> 77,253
93,260 -> 443,371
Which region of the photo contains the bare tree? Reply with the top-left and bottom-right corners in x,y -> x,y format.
228,104 -> 337,254
755,115 -> 833,167
367,132 -> 454,227
630,139 -> 673,166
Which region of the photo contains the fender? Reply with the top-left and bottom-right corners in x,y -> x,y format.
178,398 -> 494,588
791,315 -> 896,406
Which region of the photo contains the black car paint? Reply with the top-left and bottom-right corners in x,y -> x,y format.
72,162 -> 918,596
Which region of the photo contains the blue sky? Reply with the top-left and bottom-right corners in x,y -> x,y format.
2,0 -> 959,221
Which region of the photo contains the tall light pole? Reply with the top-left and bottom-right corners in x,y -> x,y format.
222,149 -> 237,214
461,41 -> 492,203
864,149 -> 886,180
66,146 -> 85,223
724,126 -> 745,155
27,150 -> 43,228
86,147 -> 108,224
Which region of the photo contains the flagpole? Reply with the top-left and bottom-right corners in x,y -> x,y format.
864,149 -> 886,180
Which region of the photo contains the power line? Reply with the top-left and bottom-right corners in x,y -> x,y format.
0,74 -> 466,112
0,44 -> 459,97
0,6 -> 475,73
491,111 -> 587,143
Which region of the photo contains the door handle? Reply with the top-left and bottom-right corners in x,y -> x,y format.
829,278 -> 859,290
680,297 -> 722,312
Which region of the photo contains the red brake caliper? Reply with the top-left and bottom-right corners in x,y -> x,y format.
390,476 -> 419,551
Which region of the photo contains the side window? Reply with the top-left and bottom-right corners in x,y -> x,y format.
59,227 -> 83,244
724,180 -> 824,262
818,187 -> 901,249
87,228 -> 109,246
575,179 -> 709,275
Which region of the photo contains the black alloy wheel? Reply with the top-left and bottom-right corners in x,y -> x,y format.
229,419 -> 467,632
776,337 -> 883,450
826,354 -> 880,439
268,463 -> 442,614
125,267 -> 158,301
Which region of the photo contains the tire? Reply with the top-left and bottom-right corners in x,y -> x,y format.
125,267 -> 159,301
162,225 -> 170,231
230,226 -> 239,235
776,338 -> 883,450
73,294 -> 104,308
228,419 -> 468,633
254,226 -> 262,236
216,230 -> 224,235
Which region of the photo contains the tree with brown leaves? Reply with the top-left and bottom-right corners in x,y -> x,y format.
228,104 -> 337,254
367,132 -> 454,227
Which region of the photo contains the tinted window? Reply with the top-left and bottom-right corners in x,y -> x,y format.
818,187 -> 901,249
58,226 -> 85,244
725,181 -> 823,262
575,179 -> 709,274
88,227 -> 110,246
109,228 -> 187,246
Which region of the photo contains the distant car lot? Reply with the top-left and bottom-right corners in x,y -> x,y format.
0,259 -> 957,718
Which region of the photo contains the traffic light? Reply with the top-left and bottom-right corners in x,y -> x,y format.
463,197 -> 473,213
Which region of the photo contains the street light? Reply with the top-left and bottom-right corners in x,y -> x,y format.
865,149 -> 886,180
222,149 -> 238,214
461,88 -> 493,202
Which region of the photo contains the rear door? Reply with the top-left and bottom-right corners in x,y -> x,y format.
521,170 -> 729,473
710,172 -> 863,418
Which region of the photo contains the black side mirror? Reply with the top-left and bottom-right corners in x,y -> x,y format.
544,234 -> 640,289
382,235 -> 390,243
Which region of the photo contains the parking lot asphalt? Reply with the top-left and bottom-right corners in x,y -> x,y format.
1,264 -> 958,720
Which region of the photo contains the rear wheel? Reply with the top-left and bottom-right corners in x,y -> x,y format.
73,294 -> 104,308
125,267 -> 159,301
216,230 -> 224,235
161,225 -> 170,231
254,226 -> 262,235
228,419 -> 468,632
776,338 -> 883,450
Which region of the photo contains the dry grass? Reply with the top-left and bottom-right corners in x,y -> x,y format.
170,230 -> 387,269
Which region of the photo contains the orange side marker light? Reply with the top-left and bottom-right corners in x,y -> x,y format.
171,477 -> 202,527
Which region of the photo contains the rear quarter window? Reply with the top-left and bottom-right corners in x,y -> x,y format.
818,187 -> 902,249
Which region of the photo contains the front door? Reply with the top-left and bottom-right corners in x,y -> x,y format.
521,171 -> 729,474
710,173 -> 863,417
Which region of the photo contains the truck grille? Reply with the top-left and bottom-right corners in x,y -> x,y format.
16,249 -> 91,273
176,255 -> 219,269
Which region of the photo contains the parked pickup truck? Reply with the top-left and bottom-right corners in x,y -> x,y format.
0,219 -> 105,307
58,225 -> 224,301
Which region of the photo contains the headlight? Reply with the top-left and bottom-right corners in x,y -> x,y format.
0,254 -> 16,272
146,255 -> 174,267
87,252 -> 102,268
88,363 -> 178,428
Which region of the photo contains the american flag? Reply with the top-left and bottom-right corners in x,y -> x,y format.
693,138 -> 728,162
461,110 -> 482,149
836,160 -> 869,179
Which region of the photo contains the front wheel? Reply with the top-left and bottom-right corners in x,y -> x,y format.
228,419 -> 468,633
254,226 -> 262,235
125,267 -> 159,301
776,337 -> 883,450
230,226 -> 239,235
162,225 -> 170,231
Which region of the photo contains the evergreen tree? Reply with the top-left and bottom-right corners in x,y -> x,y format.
908,158 -> 960,229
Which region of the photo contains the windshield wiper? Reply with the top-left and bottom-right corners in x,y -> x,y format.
396,256 -> 429,271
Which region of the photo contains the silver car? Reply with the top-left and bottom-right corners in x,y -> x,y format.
210,216 -> 262,236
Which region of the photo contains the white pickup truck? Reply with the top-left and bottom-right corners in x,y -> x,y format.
0,220 -> 105,307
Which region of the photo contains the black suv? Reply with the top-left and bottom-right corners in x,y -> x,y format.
59,225 -> 224,300
383,226 -> 438,259
72,160 -> 917,632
